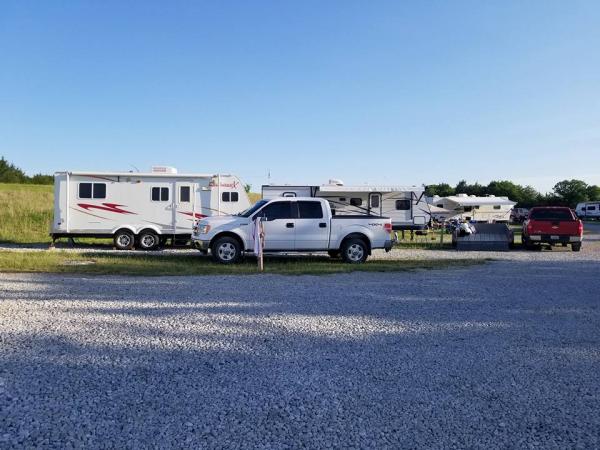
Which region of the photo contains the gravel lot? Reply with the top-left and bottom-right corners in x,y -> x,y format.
1,260 -> 600,448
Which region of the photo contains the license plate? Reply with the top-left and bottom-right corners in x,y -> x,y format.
551,235 -> 559,240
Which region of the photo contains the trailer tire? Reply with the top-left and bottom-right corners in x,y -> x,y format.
114,230 -> 135,250
340,238 -> 368,264
211,236 -> 242,264
138,230 -> 159,251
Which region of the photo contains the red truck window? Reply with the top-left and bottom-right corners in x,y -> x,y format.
529,209 -> 573,221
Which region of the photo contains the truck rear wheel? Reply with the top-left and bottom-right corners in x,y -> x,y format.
341,238 -> 368,264
114,230 -> 135,250
572,243 -> 582,252
211,237 -> 242,264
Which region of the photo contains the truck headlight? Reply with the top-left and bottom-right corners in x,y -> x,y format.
198,224 -> 211,234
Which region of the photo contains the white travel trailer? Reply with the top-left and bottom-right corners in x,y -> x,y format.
262,180 -> 431,230
52,167 -> 250,249
430,194 -> 516,222
575,201 -> 600,219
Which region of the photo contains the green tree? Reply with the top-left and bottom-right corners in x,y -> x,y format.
552,179 -> 589,207
425,183 -> 454,197
0,157 -> 27,183
244,183 -> 251,193
586,184 -> 600,201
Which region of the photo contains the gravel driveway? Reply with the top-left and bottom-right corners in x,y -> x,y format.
1,261 -> 600,448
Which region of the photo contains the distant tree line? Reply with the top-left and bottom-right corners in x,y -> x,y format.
0,157 -> 53,184
426,179 -> 600,208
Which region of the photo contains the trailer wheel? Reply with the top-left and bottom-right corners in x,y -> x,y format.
340,238 -> 368,264
211,236 -> 242,264
114,230 -> 135,250
138,230 -> 159,251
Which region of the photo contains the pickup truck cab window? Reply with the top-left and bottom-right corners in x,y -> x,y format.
298,201 -> 323,219
258,201 -> 294,220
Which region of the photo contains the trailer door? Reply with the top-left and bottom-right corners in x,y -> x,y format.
369,193 -> 382,216
175,182 -> 196,233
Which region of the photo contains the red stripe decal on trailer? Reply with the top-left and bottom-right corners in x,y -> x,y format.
179,212 -> 207,219
77,203 -> 137,214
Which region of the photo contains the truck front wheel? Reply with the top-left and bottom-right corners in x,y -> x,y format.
341,238 -> 368,264
211,237 -> 242,264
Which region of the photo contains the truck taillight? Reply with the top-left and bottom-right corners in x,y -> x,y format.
384,223 -> 392,233
578,220 -> 583,236
526,223 -> 533,234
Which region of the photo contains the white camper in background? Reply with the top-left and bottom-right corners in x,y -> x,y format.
262,180 -> 431,230
430,194 -> 516,222
52,167 -> 250,249
575,201 -> 600,220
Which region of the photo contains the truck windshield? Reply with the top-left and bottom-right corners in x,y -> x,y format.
237,200 -> 269,217
529,209 -> 574,221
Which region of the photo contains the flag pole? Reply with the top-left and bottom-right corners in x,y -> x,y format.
258,219 -> 265,272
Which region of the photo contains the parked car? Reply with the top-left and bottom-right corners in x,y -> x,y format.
192,197 -> 393,263
522,207 -> 583,252
511,207 -> 529,223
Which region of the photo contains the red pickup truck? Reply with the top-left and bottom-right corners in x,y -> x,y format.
522,207 -> 583,251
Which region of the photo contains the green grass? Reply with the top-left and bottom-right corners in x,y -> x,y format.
0,250 -> 483,276
0,183 -> 53,244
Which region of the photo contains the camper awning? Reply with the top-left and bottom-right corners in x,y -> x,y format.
442,196 -> 516,206
318,185 -> 424,193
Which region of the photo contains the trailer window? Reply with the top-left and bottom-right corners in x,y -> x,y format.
493,205 -> 501,210
151,187 -> 169,202
463,206 -> 473,212
395,199 -> 411,210
436,204 -> 443,208
350,198 -> 362,207
298,201 -> 323,219
221,192 -> 238,202
587,206 -> 596,211
79,183 -> 92,198
78,182 -> 106,199
370,195 -> 380,208
179,186 -> 190,202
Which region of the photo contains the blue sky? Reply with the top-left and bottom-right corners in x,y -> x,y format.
1,0 -> 599,192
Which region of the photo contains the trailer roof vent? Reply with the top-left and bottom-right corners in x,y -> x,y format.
328,178 -> 344,186
456,193 -> 468,197
152,166 -> 178,174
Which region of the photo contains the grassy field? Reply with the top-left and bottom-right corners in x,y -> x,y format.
0,183 -> 53,244
0,251 -> 483,276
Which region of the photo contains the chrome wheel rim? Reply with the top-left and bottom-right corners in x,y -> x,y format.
117,234 -> 131,247
218,242 -> 236,261
346,243 -> 364,262
141,234 -> 156,248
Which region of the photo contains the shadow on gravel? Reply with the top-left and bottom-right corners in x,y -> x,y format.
1,260 -> 599,448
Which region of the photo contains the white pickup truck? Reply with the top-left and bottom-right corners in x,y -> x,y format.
192,197 -> 393,264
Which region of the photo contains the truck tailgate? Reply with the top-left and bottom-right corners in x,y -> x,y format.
529,220 -> 580,235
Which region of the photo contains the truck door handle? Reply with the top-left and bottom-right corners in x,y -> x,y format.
286,223 -> 294,228
319,223 -> 327,228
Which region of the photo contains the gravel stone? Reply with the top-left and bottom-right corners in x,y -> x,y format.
1,256 -> 600,448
